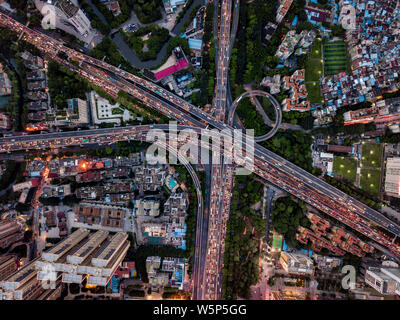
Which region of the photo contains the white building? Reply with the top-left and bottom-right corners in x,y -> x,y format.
384,157 -> 400,197
163,0 -> 186,14
89,91 -> 134,126
34,0 -> 99,46
36,229 -> 130,287
280,252 -> 314,275
365,267 -> 400,295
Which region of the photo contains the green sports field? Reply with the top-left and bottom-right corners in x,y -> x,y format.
323,41 -> 350,76
333,156 -> 358,183
305,39 -> 323,103
360,169 -> 381,197
272,232 -> 283,252
361,143 -> 383,168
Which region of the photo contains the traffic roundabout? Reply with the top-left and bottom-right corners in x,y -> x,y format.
228,90 -> 282,142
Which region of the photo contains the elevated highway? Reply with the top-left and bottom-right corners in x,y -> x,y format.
0,7 -> 400,289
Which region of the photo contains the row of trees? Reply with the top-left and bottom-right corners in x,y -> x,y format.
262,130 -> 320,174
0,161 -> 24,191
92,0 -> 131,29
117,91 -> 170,123
47,61 -> 90,108
222,175 -> 265,299
176,0 -> 194,26
0,34 -> 43,130
90,37 -> 139,74
236,97 -> 269,136
78,0 -> 111,35
171,165 -> 205,275
271,196 -> 310,247
127,0 -> 163,24
121,25 -> 170,61
3,65 -> 24,131
8,0 -> 27,20
229,0 -> 314,95
231,0 -> 277,86
190,3 -> 215,106
324,175 -> 380,210
181,4 -> 201,32
282,110 -> 315,130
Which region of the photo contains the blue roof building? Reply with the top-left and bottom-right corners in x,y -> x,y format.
188,38 -> 202,51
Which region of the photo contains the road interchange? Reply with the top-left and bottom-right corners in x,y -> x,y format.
1,5 -> 400,299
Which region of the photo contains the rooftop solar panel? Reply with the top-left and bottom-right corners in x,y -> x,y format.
93,241 -> 110,258
15,268 -> 35,282
79,246 -> 94,258
104,249 -> 116,260
54,243 -> 71,255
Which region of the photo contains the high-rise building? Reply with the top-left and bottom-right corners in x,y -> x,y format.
0,257 -> 63,300
385,157 -> 400,198
0,220 -> 24,249
365,267 -> 400,295
0,258 -> 43,300
280,252 -> 314,275
0,256 -> 18,281
36,229 -> 130,287
34,0 -> 95,45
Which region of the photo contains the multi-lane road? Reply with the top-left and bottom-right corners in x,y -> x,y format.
1,4 -> 400,298
201,0 -> 235,300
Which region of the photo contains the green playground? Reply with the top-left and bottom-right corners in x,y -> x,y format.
272,232 -> 283,252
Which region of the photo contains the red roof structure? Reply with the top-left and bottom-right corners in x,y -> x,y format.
154,59 -> 189,81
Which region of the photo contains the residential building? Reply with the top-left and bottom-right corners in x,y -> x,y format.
0,256 -> 18,281
101,0 -> 121,16
261,22 -> 277,46
297,213 -> 374,257
281,69 -> 311,112
0,113 -> 11,130
163,0 -> 186,14
34,0 -> 97,46
384,157 -> 400,198
327,145 -> 354,154
365,267 -> 400,295
261,74 -> 281,95
0,220 -> 24,249
0,258 -> 45,300
146,256 -> 187,289
276,0 -> 293,24
36,229 -> 130,287
20,51 -> 44,70
321,0 -> 400,110
42,184 -> 72,198
304,1 -> 333,24
27,101 -> 47,111
72,204 -> 128,232
12,179 -> 40,192
275,30 -> 316,61
113,261 -> 136,279
89,91 -> 133,126
134,199 -> 160,217
312,254 -> 341,271
184,6 -> 205,39
134,164 -> 167,192
0,70 -> 11,96
280,252 -> 314,275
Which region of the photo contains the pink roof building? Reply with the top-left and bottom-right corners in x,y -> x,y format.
154,59 -> 189,81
